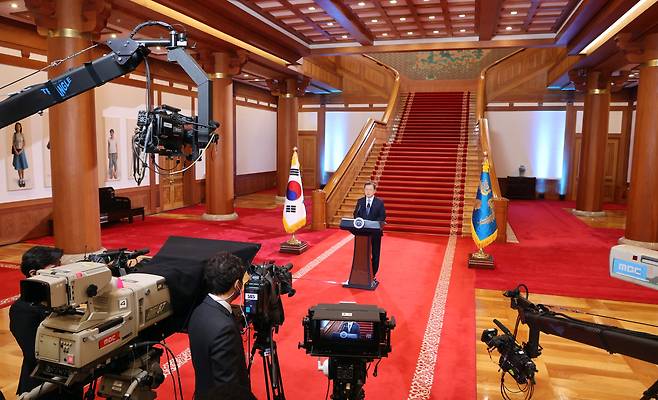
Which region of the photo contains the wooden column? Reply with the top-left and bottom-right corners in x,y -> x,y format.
203,52 -> 242,221
622,34 -> 658,247
317,103 -> 327,186
29,0 -> 109,254
573,70 -> 610,216
562,102 -> 577,200
614,99 -> 634,203
276,79 -> 300,199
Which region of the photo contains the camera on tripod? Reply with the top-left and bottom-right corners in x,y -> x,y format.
83,247 -> 150,276
243,261 -> 295,331
300,303 -> 395,400
242,261 -> 296,400
134,105 -> 218,160
481,319 -> 537,386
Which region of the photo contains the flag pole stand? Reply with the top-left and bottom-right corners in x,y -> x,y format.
468,247 -> 495,269
280,232 -> 309,254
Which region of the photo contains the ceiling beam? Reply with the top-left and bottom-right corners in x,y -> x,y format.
439,0 -> 453,36
279,0 -> 335,42
477,0 -> 503,40
523,0 -> 541,32
315,0 -> 374,45
309,38 -> 555,56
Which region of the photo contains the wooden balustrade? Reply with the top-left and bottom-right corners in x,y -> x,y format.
311,55 -> 400,229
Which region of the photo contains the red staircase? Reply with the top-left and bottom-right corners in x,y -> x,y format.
373,92 -> 470,235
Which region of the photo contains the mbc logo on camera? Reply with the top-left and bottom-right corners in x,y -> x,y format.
612,258 -> 648,281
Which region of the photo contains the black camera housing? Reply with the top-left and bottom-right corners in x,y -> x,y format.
135,105 -> 199,158
243,261 -> 295,331
481,325 -> 537,385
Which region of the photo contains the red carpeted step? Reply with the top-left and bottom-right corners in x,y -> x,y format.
387,208 -> 462,220
385,202 -> 454,212
379,188 -> 459,198
376,169 -> 464,178
378,190 -> 462,200
377,160 -> 459,167
380,197 -> 456,207
378,174 -> 458,183
385,223 -> 453,235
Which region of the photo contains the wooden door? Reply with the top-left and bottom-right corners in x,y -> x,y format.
298,132 -> 318,189
159,156 -> 185,211
571,136 -> 619,203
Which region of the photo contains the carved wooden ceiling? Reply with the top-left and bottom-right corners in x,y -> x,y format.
239,0 -> 579,44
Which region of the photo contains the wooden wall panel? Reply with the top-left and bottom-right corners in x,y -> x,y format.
0,198 -> 52,246
299,131 -> 318,189
235,171 -> 276,196
403,78 -> 478,93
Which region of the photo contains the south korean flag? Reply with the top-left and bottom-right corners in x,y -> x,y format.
283,147 -> 306,233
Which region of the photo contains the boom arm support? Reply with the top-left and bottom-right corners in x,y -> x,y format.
0,38 -> 152,129
512,295 -> 658,366
0,24 -> 214,149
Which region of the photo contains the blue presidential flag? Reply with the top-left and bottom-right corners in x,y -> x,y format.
471,158 -> 498,248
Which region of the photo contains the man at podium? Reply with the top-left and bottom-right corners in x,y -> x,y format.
353,181 -> 386,280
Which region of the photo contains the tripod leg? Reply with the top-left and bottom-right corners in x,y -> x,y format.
262,353 -> 272,400
270,345 -> 285,400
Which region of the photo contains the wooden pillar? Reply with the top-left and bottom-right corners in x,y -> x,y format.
562,102 -> 576,200
276,79 -> 300,199
317,103 -> 326,186
29,0 -> 109,254
203,52 -> 240,221
614,99 -> 634,203
573,70 -> 610,216
622,34 -> 658,247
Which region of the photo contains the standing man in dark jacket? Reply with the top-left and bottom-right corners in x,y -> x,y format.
188,252 -> 255,400
353,181 -> 386,280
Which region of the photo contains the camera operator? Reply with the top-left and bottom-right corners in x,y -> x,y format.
9,246 -> 80,399
188,252 -> 256,400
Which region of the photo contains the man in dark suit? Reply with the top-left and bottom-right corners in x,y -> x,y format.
353,180 -> 386,280
188,252 -> 255,400
9,246 -> 81,399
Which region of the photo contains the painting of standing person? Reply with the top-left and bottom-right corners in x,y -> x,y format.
12,122 -> 28,188
108,128 -> 118,179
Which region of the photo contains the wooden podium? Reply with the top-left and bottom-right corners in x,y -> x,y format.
339,218 -> 383,290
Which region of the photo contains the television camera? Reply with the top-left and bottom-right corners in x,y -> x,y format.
19,261 -> 173,400
243,261 -> 296,400
0,21 -> 219,184
300,303 -> 395,400
483,284 -> 658,400
18,236 -> 263,400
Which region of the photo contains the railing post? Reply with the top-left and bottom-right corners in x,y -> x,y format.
312,189 -> 327,230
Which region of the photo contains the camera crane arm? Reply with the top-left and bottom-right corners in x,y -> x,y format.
506,289 -> 658,399
0,21 -> 213,149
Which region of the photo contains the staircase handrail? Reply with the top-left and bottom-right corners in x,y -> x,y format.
478,118 -> 502,199
476,49 -> 525,120
316,55 -> 400,227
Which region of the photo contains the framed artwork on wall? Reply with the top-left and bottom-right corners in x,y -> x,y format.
5,120 -> 34,191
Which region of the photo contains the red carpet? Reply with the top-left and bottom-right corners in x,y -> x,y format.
475,200 -> 658,304
154,232 -> 449,400
376,92 -> 469,235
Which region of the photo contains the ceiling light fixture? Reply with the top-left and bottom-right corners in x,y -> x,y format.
128,0 -> 289,66
156,46 -> 161,50
429,16 -> 435,20
580,0 -> 658,55
459,14 -> 465,18
390,0 -> 397,3
433,30 -> 439,33
10,3 -> 18,8
510,10 -> 518,15
382,33 -> 388,36
327,22 -> 333,26
407,31 -> 413,35
358,1 -> 365,5
505,26 -> 512,30
459,29 -> 466,32
243,74 -> 249,77
371,19 -> 378,22
111,33 -> 117,38
308,6 -> 315,11
342,35 -> 348,38
400,17 -> 406,21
